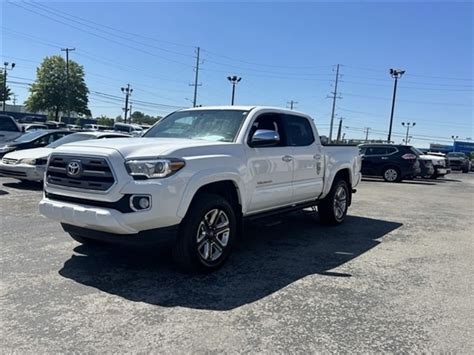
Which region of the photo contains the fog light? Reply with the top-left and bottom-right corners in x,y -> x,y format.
130,195 -> 151,211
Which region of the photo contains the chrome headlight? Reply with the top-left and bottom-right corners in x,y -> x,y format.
19,158 -> 37,165
125,158 -> 185,179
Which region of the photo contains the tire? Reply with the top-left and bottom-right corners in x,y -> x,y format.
462,167 -> 469,173
68,233 -> 101,245
430,173 -> 438,179
173,193 -> 237,273
382,166 -> 401,182
318,179 -> 350,225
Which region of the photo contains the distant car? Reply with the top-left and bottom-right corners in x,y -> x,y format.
0,114 -> 24,144
45,121 -> 66,129
411,148 -> 450,179
446,152 -> 471,173
359,143 -> 421,182
0,131 -> 130,182
66,124 -> 82,131
0,130 -> 72,158
23,123 -> 49,132
114,123 -> 144,136
83,124 -> 99,131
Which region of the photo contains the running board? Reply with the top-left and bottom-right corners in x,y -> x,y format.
243,201 -> 317,222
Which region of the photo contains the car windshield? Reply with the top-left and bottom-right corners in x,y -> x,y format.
47,133 -> 94,148
411,147 -> 425,155
12,130 -> 47,143
144,109 -> 249,142
447,153 -> 465,158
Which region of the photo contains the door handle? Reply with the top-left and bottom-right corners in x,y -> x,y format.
314,154 -> 322,160
381,157 -> 388,160
282,155 -> 293,162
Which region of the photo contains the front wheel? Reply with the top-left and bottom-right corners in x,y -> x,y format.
173,193 -> 237,273
318,179 -> 350,225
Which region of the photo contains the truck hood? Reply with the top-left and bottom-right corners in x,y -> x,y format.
3,147 -> 54,160
62,137 -> 232,159
419,154 -> 445,162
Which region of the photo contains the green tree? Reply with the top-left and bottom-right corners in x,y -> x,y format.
97,115 -> 114,127
25,55 -> 91,121
130,110 -> 161,125
0,71 -> 12,105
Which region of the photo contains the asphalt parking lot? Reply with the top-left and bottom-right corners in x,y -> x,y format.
1,173 -> 473,353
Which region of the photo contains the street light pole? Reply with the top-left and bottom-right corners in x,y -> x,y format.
451,135 -> 459,152
121,84 -> 133,123
388,68 -> 405,143
227,75 -> 241,105
2,62 -> 15,113
61,48 -> 75,122
401,122 -> 416,145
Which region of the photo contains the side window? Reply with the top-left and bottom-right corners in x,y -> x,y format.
365,147 -> 388,155
0,118 -> 19,132
248,113 -> 287,147
284,115 -> 315,146
386,147 -> 398,155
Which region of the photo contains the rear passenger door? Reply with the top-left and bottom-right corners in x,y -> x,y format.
285,114 -> 324,202
362,147 -> 390,175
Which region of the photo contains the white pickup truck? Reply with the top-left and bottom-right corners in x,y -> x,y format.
39,106 -> 361,272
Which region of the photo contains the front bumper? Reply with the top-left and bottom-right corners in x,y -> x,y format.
0,163 -> 45,181
434,167 -> 450,176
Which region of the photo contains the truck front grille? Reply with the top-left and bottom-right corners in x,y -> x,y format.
46,155 -> 115,191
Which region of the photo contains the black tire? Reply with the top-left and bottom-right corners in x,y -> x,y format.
318,179 -> 350,225
68,233 -> 101,245
462,168 -> 469,173
173,193 -> 237,273
430,173 -> 438,179
382,166 -> 401,182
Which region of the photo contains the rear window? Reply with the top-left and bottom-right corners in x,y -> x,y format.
285,115 -> 315,146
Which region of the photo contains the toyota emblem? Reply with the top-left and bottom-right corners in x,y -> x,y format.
66,160 -> 82,177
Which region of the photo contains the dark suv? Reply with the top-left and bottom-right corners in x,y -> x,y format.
446,152 -> 471,173
359,144 -> 423,182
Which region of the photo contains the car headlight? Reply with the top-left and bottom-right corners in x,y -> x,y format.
125,158 -> 185,179
20,158 -> 37,165
0,146 -> 15,153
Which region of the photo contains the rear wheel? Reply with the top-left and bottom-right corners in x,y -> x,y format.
462,167 -> 469,173
173,193 -> 237,273
383,166 -> 401,182
318,179 -> 350,225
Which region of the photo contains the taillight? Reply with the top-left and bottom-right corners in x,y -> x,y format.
402,153 -> 417,160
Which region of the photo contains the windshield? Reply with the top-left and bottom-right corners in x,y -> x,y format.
411,147 -> 425,156
447,153 -> 466,158
144,109 -> 248,142
12,130 -> 47,143
47,133 -> 94,148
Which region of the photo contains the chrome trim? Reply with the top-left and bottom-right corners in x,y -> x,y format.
45,153 -> 118,195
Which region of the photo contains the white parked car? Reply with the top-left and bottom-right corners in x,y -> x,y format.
39,106 -> 362,271
0,131 -> 129,182
0,114 -> 23,143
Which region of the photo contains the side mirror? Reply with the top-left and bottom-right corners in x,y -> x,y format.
250,129 -> 280,147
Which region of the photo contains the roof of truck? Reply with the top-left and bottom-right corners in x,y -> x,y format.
179,105 -> 307,115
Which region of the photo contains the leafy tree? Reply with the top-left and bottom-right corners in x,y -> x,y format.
25,55 -> 91,121
97,115 -> 114,127
115,115 -> 123,123
130,110 -> 162,125
0,71 -> 12,105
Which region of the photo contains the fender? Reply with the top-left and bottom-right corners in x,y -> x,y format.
176,168 -> 246,218
322,162 -> 353,197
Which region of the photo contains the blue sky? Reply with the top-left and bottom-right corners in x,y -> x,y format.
1,1 -> 472,147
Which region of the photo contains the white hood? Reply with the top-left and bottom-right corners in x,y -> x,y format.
419,154 -> 445,162
60,137 -> 233,160
3,147 -> 54,161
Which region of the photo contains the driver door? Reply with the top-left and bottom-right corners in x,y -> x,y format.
245,113 -> 294,213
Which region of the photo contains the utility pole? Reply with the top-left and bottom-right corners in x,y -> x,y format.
121,84 -> 133,123
451,135 -> 459,152
12,94 -> 17,106
336,116 -> 345,143
287,100 -> 298,110
328,64 -> 341,143
129,102 -> 133,123
364,127 -> 371,142
189,47 -> 202,107
388,68 -> 405,143
61,48 -> 75,122
401,122 -> 416,145
227,75 -> 242,105
2,61 -> 15,113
